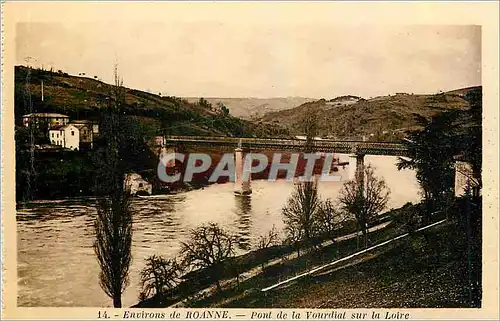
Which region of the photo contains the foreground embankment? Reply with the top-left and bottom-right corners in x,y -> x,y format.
135,199 -> 481,308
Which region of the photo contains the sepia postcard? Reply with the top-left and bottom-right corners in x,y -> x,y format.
1,1 -> 499,320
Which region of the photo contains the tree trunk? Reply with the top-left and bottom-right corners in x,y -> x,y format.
113,294 -> 122,308
362,229 -> 368,248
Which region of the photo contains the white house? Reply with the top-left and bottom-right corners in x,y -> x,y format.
49,124 -> 80,150
48,120 -> 99,151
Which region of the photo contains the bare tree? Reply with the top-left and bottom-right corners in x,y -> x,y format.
338,165 -> 390,248
139,255 -> 181,301
282,180 -> 321,251
93,66 -> 133,308
282,103 -> 323,254
256,225 -> 280,269
94,191 -> 132,307
256,224 -> 280,250
317,199 -> 345,243
180,222 -> 238,292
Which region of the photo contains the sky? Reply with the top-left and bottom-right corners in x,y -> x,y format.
14,6 -> 481,99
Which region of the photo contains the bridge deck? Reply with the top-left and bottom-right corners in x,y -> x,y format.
163,136 -> 410,157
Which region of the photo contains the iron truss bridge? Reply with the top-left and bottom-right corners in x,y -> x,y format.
163,136 -> 411,157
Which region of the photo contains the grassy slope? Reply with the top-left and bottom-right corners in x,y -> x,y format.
261,88 -> 479,140
14,66 -> 287,137
133,198 -> 481,309
224,221 -> 481,308
16,66 -> 478,140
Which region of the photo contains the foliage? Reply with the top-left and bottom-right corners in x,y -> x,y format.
338,165 -> 390,248
461,87 -> 482,190
217,102 -> 230,116
180,222 -> 238,292
139,255 -> 181,300
397,111 -> 461,219
398,202 -> 422,234
16,150 -> 97,201
396,87 -> 482,220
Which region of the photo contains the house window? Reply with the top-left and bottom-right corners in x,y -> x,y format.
56,133 -> 59,138
138,183 -> 143,188
71,131 -> 75,136
51,133 -> 54,138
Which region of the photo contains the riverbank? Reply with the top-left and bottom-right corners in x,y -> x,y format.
135,198 -> 481,308
134,203 -> 426,308
223,219 -> 481,308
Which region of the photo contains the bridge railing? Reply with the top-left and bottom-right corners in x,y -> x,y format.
163,136 -> 410,156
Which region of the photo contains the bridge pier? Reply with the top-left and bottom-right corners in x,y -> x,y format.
348,153 -> 365,186
160,146 -> 177,168
234,147 -> 252,195
454,159 -> 480,198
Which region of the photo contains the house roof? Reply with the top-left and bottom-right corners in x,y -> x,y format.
49,123 -> 79,131
49,125 -> 66,131
23,113 -> 69,118
70,122 -> 91,129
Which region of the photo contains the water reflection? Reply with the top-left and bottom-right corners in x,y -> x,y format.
234,195 -> 252,250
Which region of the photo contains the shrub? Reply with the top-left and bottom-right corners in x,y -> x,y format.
139,255 -> 181,300
181,222 -> 238,292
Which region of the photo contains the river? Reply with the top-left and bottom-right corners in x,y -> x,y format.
17,155 -> 421,307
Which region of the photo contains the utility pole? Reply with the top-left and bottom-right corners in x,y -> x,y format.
24,62 -> 36,202
41,80 -> 44,102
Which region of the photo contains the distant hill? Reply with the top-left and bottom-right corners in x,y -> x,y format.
260,88 -> 480,141
14,66 -> 288,138
183,97 -> 316,120
14,65 -> 480,142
